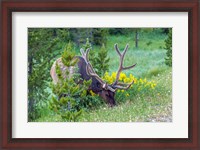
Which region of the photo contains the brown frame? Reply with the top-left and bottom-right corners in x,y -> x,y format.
0,0 -> 199,149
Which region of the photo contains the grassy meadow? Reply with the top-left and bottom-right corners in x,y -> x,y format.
29,29 -> 172,122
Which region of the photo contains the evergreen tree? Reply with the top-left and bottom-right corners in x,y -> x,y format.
82,38 -> 92,50
50,42 -> 95,122
92,28 -> 108,45
95,44 -> 110,76
165,29 -> 172,66
28,28 -> 70,121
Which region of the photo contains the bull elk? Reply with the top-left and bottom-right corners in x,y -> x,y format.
50,44 -> 136,106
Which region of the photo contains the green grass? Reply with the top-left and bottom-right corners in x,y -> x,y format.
108,49 -> 167,78
33,32 -> 172,122
35,68 -> 172,122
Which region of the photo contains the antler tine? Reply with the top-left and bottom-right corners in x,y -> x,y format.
123,63 -> 137,70
114,81 -> 133,86
112,80 -> 134,90
80,48 -> 90,63
113,44 -> 123,85
114,44 -> 121,56
80,48 -> 85,56
122,44 -> 129,58
85,48 -> 90,62
115,43 -> 129,57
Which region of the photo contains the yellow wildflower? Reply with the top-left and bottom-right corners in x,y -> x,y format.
139,78 -> 143,84
123,78 -> 130,83
102,72 -> 157,91
129,74 -> 134,78
151,84 -> 155,89
89,90 -> 96,96
111,72 -> 117,78
134,78 -> 137,84
119,73 -> 126,81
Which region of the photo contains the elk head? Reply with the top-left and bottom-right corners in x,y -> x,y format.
50,44 -> 136,107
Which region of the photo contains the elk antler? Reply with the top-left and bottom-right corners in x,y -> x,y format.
80,44 -> 136,93
80,48 -> 116,92
112,44 -> 137,90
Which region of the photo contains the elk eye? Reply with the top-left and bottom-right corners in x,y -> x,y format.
97,83 -> 100,88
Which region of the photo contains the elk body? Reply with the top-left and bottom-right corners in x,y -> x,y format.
50,44 -> 136,106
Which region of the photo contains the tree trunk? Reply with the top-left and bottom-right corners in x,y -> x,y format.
28,54 -> 33,75
135,29 -> 139,48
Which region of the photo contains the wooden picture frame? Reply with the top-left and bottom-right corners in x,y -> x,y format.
0,0 -> 199,149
